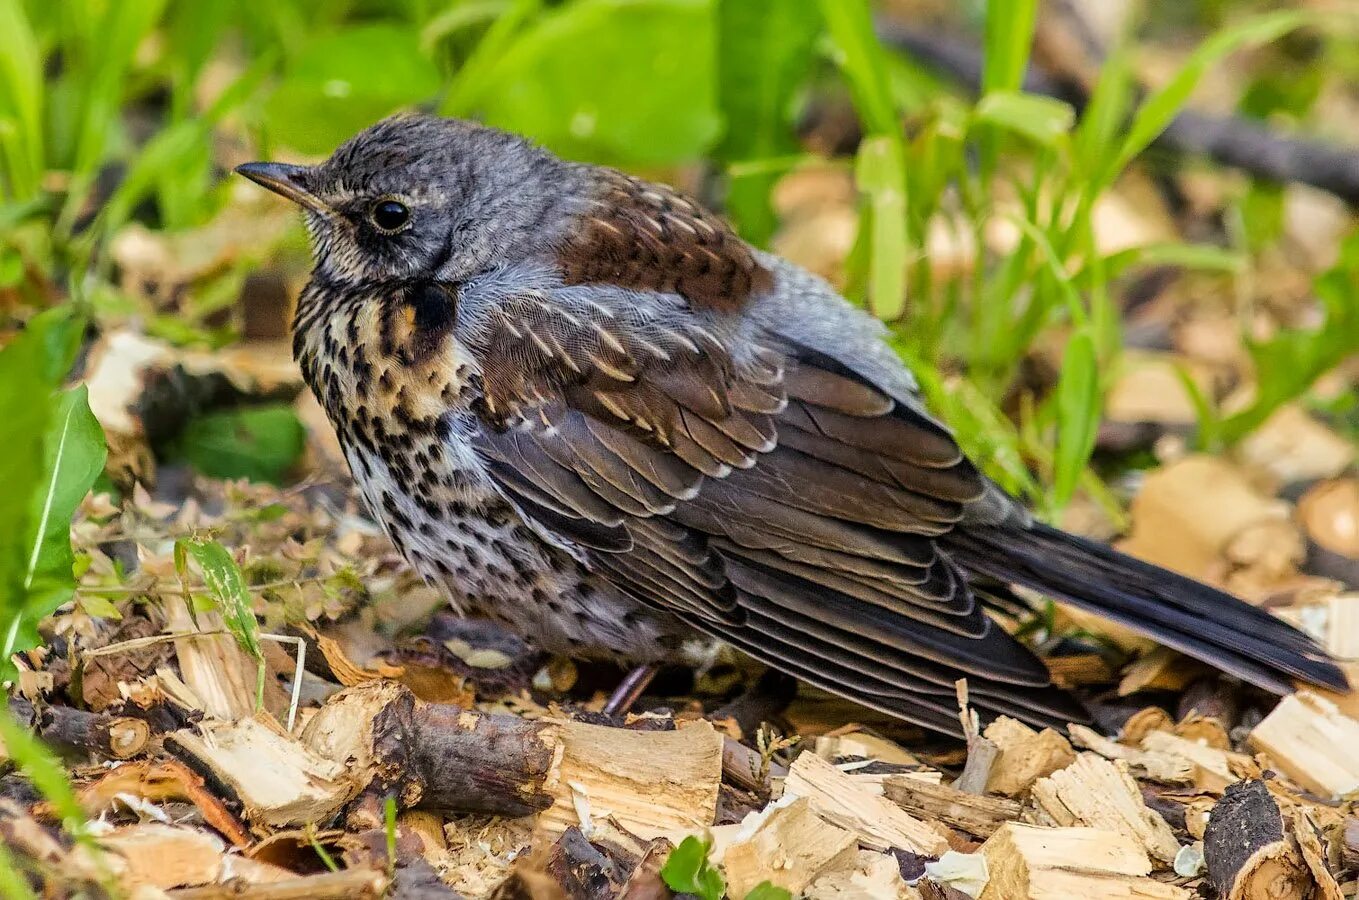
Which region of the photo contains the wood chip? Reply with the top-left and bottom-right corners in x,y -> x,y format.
1029,754 -> 1181,866
722,796 -> 859,898
883,775 -> 1022,838
1067,725 -> 1194,785
782,751 -> 950,855
981,717 -> 1077,798
99,824 -> 225,891
805,849 -> 920,900
535,718 -> 723,840
166,715 -> 356,830
1248,692 -> 1359,799
979,823 -> 1191,899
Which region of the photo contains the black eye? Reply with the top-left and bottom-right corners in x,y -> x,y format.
370,199 -> 410,232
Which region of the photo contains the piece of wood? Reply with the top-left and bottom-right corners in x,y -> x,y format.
1203,779 -> 1312,900
979,823 -> 1191,900
982,717 -> 1076,798
1248,692 -> 1359,799
8,697 -> 150,759
782,751 -> 950,855
1298,480 -> 1359,559
805,849 -> 918,899
536,718 -> 723,840
1067,725 -> 1194,785
883,775 -> 1021,838
166,868 -> 388,900
301,679 -> 556,823
75,759 -> 252,848
1028,753 -> 1181,867
815,730 -> 920,766
1138,730 -> 1241,793
1290,807 -> 1344,900
166,597 -> 288,722
98,824 -> 224,891
166,715 -> 356,830
1044,653 -> 1115,689
1118,647 -> 1211,697
722,797 -> 859,898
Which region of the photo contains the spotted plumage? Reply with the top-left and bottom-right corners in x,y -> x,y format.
239,114 -> 1345,736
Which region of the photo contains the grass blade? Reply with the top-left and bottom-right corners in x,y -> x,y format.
855,136 -> 908,321
1113,11 -> 1309,176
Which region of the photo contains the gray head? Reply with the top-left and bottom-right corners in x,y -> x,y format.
237,115 -> 579,286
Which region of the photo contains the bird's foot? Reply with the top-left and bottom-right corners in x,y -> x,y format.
602,664 -> 659,716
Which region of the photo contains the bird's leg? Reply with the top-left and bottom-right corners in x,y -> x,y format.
602,664 -> 659,716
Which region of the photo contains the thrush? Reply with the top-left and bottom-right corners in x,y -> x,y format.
238,114 -> 1345,735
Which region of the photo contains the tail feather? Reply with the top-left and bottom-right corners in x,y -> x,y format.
947,522 -> 1347,695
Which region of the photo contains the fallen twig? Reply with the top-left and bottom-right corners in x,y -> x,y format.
876,20 -> 1359,203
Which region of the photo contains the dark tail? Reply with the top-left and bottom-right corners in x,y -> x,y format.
947,522 -> 1347,695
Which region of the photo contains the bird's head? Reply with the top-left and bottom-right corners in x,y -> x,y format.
236,114 -> 576,288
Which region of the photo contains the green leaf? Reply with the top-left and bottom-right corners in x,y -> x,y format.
981,0 -> 1038,94
0,711 -> 87,832
0,840 -> 40,900
469,0 -> 719,166
714,0 -> 821,244
0,309 -> 94,675
1113,11 -> 1308,177
744,882 -> 794,900
1052,330 -> 1100,508
817,0 -> 896,136
855,135 -> 908,321
266,24 -> 443,154
660,835 -> 725,900
19,386 -> 107,630
973,91 -> 1074,148
172,404 -> 306,484
173,537 -> 263,665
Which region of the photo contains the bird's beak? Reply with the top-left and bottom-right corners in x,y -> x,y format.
235,162 -> 330,215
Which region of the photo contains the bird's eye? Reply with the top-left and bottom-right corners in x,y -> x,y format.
370,199 -> 410,233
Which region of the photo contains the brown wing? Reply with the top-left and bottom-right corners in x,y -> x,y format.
556,168 -> 773,313
467,283 -> 1087,735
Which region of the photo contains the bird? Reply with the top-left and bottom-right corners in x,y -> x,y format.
237,114 -> 1346,737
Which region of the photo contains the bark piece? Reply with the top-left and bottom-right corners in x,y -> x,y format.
166,715 -> 356,830
722,797 -> 859,898
982,717 -> 1076,798
1248,692 -> 1359,799
1203,779 -> 1313,900
979,823 -> 1191,900
8,698 -> 149,759
302,679 -> 556,823
883,776 -> 1022,838
536,718 -> 723,839
99,824 -> 225,890
782,751 -> 950,855
76,759 -> 252,848
1029,753 -> 1181,867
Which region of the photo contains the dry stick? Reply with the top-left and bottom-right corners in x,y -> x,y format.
8,697 -> 149,759
875,22 -> 1359,204
167,868 -> 389,900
